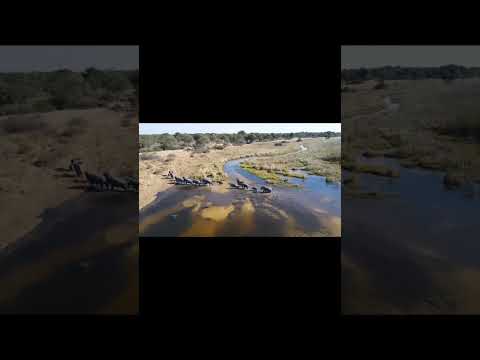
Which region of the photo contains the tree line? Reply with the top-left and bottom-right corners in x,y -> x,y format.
341,65 -> 480,83
0,68 -> 138,115
140,131 -> 340,151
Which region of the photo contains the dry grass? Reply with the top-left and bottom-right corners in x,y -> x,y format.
0,108 -> 138,248
0,114 -> 48,134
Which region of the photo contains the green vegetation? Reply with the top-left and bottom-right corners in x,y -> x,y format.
240,161 -> 305,185
140,131 -> 340,152
240,138 -> 341,183
341,64 -> 480,82
0,68 -> 138,115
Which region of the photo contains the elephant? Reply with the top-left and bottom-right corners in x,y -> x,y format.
104,172 -> 128,191
260,186 -> 272,193
72,162 -> 83,177
202,178 -> 213,185
85,171 -> 107,191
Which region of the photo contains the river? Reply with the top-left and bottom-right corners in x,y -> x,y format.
0,191 -> 139,314
342,156 -> 480,314
140,159 -> 341,237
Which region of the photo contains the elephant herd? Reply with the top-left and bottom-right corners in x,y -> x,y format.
166,171 -> 213,186
165,170 -> 272,193
69,159 -> 138,192
229,178 -> 272,193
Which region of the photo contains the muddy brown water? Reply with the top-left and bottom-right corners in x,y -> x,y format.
0,191 -> 138,314
342,156 -> 480,314
140,159 -> 341,237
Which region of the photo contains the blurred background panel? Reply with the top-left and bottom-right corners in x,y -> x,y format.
0,45 -> 139,314
342,45 -> 480,315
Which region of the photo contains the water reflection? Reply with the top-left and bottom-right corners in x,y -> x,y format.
342,156 -> 480,314
0,192 -> 138,314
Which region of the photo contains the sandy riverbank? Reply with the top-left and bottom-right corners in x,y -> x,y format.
0,108 -> 138,250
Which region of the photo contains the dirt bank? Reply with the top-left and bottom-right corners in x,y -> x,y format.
0,108 -> 138,250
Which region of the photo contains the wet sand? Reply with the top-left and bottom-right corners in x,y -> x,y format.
0,191 -> 138,314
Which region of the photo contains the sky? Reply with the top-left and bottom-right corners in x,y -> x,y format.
139,123 -> 341,135
0,46 -> 139,72
342,46 -> 480,69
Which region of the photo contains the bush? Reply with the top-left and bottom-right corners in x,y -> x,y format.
373,80 -> 387,90
322,155 -> 341,162
32,99 -> 56,113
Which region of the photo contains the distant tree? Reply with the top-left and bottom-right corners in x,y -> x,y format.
194,134 -> 210,148
158,134 -> 178,150
245,133 -> 256,144
0,80 -> 14,106
83,68 -> 132,93
48,71 -> 86,109
177,133 -> 194,145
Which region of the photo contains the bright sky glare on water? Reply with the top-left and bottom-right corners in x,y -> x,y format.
139,123 -> 341,134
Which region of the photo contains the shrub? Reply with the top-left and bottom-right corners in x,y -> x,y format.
373,80 -> 387,90
32,99 -> 56,113
321,155 -> 341,162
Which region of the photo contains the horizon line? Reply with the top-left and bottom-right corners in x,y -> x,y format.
341,64 -> 480,70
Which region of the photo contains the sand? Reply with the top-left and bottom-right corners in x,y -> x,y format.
0,108 -> 138,250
